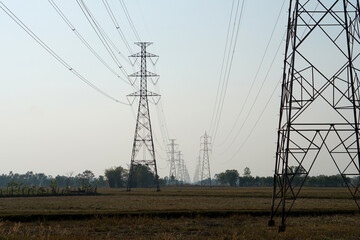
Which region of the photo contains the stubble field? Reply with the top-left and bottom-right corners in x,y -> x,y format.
0,187 -> 360,239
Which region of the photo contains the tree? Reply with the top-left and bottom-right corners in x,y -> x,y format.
129,165 -> 157,188
94,175 -> 108,188
55,175 -> 67,188
76,170 -> 95,188
104,166 -> 128,188
243,167 -> 251,177
168,174 -> 177,185
215,170 -> 240,186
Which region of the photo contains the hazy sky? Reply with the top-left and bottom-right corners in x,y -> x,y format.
0,0 -> 298,178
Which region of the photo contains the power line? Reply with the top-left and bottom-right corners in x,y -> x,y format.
118,0 -> 141,42
155,84 -> 171,141
218,30 -> 286,155
216,0 -> 286,147
211,0 -> 246,144
218,0 -> 318,155
226,75 -> 282,162
211,0 -> 242,139
209,0 -> 235,134
48,0 -> 131,86
0,1 -> 128,105
76,0 -> 132,83
102,0 -> 134,55
156,107 -> 169,146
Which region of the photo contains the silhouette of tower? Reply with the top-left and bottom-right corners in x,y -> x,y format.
177,151 -> 184,184
127,42 -> 160,192
183,163 -> 191,183
168,139 -> 178,184
269,1 -> 360,231
193,156 -> 201,183
200,132 -> 212,186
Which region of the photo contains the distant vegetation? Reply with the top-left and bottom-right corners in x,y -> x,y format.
0,170 -> 100,197
0,170 -> 107,189
214,167 -> 349,187
0,165 -> 351,195
104,165 -> 167,188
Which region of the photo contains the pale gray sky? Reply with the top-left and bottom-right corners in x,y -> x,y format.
0,0 -> 329,178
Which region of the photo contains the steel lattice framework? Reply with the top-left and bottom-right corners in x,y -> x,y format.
200,132 -> 212,186
269,0 -> 360,232
177,151 -> 184,183
168,139 -> 178,184
193,156 -> 201,183
127,42 -> 160,192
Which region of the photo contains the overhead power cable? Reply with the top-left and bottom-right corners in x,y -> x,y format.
211,0 -> 246,144
154,135 -> 167,152
102,0 -> 134,55
209,0 -> 236,134
218,30 -> 286,155
155,98 -> 170,151
155,84 -> 171,141
217,0 -> 286,146
118,0 -> 141,42
218,0 -> 319,156
211,0 -> 241,138
0,1 -> 128,105
48,0 -> 131,86
225,75 -> 282,162
76,0 -> 132,83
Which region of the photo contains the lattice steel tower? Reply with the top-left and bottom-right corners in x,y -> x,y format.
127,42 -> 160,192
168,139 -> 178,184
269,0 -> 360,232
193,156 -> 201,183
177,151 -> 184,184
200,132 -> 212,186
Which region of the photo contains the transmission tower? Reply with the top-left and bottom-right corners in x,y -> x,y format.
200,132 -> 212,186
269,1 -> 360,232
168,139 -> 178,184
177,151 -> 184,184
180,157 -> 190,183
126,42 -> 160,192
183,163 -> 191,183
193,156 -> 201,183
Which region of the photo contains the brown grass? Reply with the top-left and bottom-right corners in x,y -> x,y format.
0,187 -> 357,218
0,187 -> 359,239
0,215 -> 360,239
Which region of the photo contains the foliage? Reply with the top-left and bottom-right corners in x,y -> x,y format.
0,170 -> 107,189
76,170 -> 95,188
215,169 -> 240,186
212,166 -> 349,187
243,167 -> 251,177
236,175 -> 349,187
129,165 -> 157,188
104,166 -> 128,188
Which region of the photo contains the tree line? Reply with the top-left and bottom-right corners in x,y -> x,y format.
0,166 -> 352,189
0,165 -> 167,189
104,165 -> 167,188
214,167 -> 349,187
0,170 -> 107,189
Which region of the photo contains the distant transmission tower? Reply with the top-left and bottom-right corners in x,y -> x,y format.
183,163 -> 191,183
127,42 -> 160,192
193,156 -> 201,183
168,139 -> 178,184
269,1 -> 360,232
177,151 -> 184,184
200,132 -> 212,186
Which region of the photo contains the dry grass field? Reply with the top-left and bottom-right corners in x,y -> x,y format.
0,187 -> 360,239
